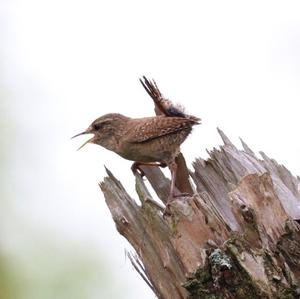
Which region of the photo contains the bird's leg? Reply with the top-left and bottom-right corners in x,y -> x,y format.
131,161 -> 167,177
163,160 -> 191,216
169,160 -> 177,200
163,160 -> 178,216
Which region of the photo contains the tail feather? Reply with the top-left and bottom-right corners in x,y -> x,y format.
140,76 -> 186,118
139,76 -> 163,102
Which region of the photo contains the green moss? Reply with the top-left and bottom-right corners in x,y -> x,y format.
182,258 -> 214,298
262,250 -> 299,299
210,249 -> 232,270
279,287 -> 300,299
183,247 -> 264,299
169,213 -> 180,235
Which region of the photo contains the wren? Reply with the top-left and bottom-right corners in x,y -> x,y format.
72,77 -> 200,210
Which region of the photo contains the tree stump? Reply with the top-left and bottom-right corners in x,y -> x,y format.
100,129 -> 300,299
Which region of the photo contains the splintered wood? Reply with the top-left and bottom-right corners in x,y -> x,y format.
100,130 -> 300,299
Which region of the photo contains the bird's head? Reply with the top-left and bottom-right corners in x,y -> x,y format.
71,113 -> 129,150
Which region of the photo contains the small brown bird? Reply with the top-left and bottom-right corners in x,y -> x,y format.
72,78 -> 200,208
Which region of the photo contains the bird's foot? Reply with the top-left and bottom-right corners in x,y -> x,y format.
162,193 -> 193,218
162,195 -> 175,218
163,204 -> 172,218
131,161 -> 168,178
131,162 -> 145,177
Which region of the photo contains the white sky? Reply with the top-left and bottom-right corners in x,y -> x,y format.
1,1 -> 300,298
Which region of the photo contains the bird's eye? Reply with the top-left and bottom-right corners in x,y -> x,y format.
93,123 -> 103,130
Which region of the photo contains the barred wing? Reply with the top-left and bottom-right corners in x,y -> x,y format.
126,116 -> 199,143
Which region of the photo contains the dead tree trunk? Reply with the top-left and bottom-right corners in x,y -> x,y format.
100,129 -> 300,299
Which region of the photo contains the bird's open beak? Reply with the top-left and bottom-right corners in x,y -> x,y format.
71,130 -> 95,150
71,131 -> 88,139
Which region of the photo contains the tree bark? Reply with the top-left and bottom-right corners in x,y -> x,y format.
100,129 -> 300,299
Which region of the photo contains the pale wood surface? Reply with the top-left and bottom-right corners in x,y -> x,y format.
100,130 -> 300,299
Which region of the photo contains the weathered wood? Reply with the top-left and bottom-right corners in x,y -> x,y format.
100,130 -> 300,299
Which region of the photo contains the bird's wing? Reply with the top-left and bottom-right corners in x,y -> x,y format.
126,116 -> 199,143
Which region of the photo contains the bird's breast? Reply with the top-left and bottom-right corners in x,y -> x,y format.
117,136 -> 182,163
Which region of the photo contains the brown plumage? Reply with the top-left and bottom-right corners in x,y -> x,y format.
72,77 -> 200,210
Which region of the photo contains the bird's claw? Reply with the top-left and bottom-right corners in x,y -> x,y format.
163,205 -> 171,219
162,193 -> 193,218
131,163 -> 145,177
162,196 -> 174,218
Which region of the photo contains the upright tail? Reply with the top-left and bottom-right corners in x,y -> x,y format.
140,76 -> 199,120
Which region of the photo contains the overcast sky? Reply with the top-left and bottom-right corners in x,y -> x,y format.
1,1 -> 300,298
